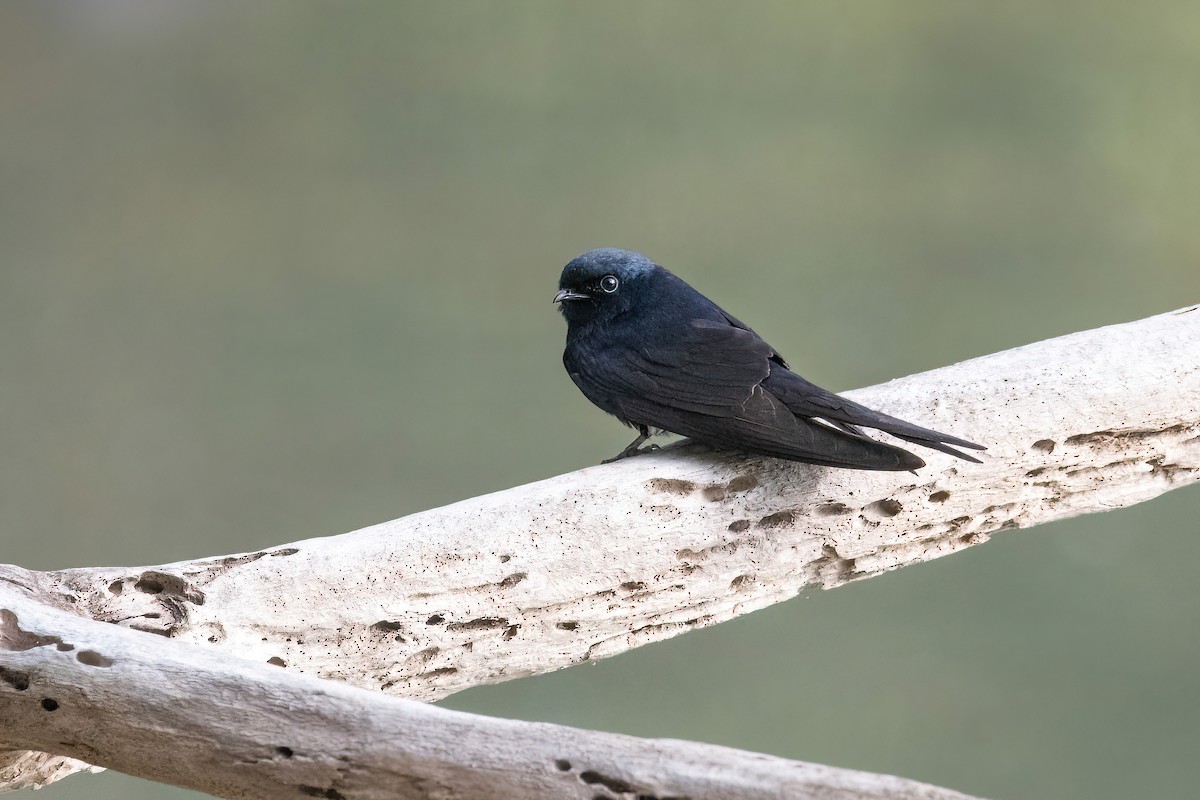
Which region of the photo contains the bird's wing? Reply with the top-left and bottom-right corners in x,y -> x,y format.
713,308 -> 789,369
583,312 -> 986,469
594,318 -> 775,418
575,317 -> 919,469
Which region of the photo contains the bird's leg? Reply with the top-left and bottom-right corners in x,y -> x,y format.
602,425 -> 660,463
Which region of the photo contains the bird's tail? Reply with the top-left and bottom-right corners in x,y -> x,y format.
768,373 -> 986,464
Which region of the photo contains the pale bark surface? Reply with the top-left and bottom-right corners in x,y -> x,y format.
0,588 -> 980,799
1,305 -> 1198,797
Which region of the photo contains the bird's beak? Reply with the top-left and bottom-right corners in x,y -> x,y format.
553,289 -> 590,303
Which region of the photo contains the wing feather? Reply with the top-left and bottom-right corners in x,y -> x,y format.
581,319 -> 773,417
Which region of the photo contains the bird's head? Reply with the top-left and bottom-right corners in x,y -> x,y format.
554,248 -> 656,325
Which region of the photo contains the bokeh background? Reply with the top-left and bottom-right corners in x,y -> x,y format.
3,2 -> 1199,798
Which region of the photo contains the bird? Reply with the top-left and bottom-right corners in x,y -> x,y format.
553,248 -> 985,471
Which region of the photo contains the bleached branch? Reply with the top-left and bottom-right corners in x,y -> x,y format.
2,304 -> 1198,796
0,589 -> 980,799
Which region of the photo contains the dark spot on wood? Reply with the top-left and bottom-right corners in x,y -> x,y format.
702,473 -> 760,501
928,491 -> 951,503
0,666 -> 30,691
499,554 -> 512,563
503,624 -> 520,640
423,667 -> 459,678
300,786 -> 346,800
497,572 -> 527,589
267,657 -> 286,667
757,510 -> 795,528
864,499 -> 903,518
133,571 -> 205,605
41,698 -> 59,711
556,621 -> 579,631
76,650 -> 113,668
276,746 -> 294,758
1067,427 -> 1187,446
620,581 -> 647,591
816,502 -> 851,516
426,614 -> 446,625
270,548 -> 300,557
0,609 -> 64,651
555,758 -> 572,771
373,620 -> 404,632
730,574 -> 755,591
410,647 -> 440,664
55,643 -> 74,652
446,617 -> 508,632
811,544 -> 857,582
727,474 -> 758,492
580,770 -> 634,794
134,576 -> 161,593
647,478 -> 695,495
1025,467 -> 1047,477
108,581 -> 123,595
1148,456 -> 1191,479
1032,439 -> 1056,453
727,519 -> 751,532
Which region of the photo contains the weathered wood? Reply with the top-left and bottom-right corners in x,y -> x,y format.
0,589 -> 981,799
1,304 -> 1197,796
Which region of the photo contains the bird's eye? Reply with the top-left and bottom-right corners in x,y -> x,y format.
600,275 -> 619,293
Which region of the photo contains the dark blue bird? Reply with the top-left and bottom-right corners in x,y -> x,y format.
554,248 -> 984,471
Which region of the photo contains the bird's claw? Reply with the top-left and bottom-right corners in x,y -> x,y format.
601,442 -> 660,464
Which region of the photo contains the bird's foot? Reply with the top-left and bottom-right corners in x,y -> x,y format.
601,443 -> 660,464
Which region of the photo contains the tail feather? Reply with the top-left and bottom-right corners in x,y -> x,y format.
766,371 -> 986,463
890,433 -> 984,464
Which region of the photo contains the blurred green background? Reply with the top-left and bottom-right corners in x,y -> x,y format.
3,2 -> 1199,798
